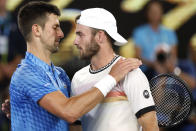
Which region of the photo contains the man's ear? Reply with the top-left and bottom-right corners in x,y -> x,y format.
95,30 -> 106,44
32,24 -> 41,37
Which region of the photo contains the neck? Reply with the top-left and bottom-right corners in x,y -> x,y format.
27,41 -> 51,65
90,43 -> 116,70
150,22 -> 159,31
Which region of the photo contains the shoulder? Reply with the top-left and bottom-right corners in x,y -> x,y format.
12,63 -> 48,83
126,68 -> 148,83
128,68 -> 144,76
160,25 -> 175,33
14,63 -> 39,77
10,63 -> 51,94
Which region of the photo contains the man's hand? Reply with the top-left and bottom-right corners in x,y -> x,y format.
109,58 -> 142,82
1,99 -> 11,119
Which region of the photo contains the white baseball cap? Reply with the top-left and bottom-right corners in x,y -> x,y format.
76,8 -> 127,46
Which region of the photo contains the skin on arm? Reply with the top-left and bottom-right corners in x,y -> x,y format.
138,111 -> 159,131
39,58 -> 142,123
39,88 -> 102,123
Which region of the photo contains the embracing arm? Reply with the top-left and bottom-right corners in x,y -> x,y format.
2,87 -> 104,123
39,88 -> 103,123
39,58 -> 142,123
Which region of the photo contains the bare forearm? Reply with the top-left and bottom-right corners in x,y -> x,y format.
40,75 -> 116,123
142,123 -> 159,131
138,111 -> 159,131
62,88 -> 104,122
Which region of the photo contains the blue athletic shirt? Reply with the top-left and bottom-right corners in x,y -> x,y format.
10,52 -> 71,131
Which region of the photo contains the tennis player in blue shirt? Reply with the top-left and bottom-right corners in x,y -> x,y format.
6,1 -> 142,131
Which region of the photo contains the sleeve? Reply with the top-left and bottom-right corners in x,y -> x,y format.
21,68 -> 58,104
123,68 -> 156,118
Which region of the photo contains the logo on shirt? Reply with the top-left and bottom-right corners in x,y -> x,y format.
44,83 -> 51,87
143,90 -> 150,98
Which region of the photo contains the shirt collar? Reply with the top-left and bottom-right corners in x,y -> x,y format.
24,52 -> 53,72
51,62 -> 61,75
147,24 -> 162,33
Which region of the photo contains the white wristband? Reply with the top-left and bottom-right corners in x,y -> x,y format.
94,74 -> 117,97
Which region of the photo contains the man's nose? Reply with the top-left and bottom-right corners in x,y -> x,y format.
58,29 -> 64,38
73,36 -> 79,45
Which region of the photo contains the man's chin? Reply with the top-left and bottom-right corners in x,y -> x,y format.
51,47 -> 59,54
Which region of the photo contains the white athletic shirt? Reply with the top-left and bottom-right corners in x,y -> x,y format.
71,56 -> 155,131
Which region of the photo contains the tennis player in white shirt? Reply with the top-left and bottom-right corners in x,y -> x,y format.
71,8 -> 159,131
